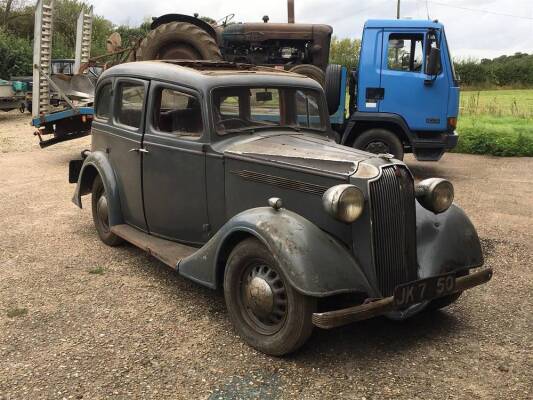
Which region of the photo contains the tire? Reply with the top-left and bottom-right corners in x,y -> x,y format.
325,64 -> 342,115
91,175 -> 123,246
289,64 -> 326,87
136,21 -> 222,61
352,128 -> 404,160
224,238 -> 316,356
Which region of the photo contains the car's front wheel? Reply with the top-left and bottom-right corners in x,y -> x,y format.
224,238 -> 316,356
91,175 -> 123,246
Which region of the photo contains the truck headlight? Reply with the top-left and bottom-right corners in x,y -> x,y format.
415,178 -> 454,214
322,184 -> 364,223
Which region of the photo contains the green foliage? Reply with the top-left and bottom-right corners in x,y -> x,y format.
455,115 -> 533,157
0,28 -> 32,78
455,53 -> 533,89
329,36 -> 360,72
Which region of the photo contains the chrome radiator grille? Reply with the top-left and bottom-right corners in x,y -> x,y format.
369,166 -> 418,296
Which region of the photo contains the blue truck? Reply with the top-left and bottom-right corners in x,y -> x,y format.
327,19 -> 459,161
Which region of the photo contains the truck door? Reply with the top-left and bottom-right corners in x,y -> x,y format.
378,30 -> 448,131
142,83 -> 208,245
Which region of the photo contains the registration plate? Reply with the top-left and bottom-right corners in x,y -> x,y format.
393,272 -> 457,309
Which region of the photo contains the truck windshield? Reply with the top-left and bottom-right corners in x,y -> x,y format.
212,86 -> 327,135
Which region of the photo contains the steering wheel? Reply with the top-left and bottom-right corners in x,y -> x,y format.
217,13 -> 235,27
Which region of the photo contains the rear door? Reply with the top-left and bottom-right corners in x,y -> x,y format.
379,30 -> 449,131
103,78 -> 149,230
142,82 -> 209,244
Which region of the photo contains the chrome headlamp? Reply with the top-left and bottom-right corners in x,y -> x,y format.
415,178 -> 454,214
322,184 -> 364,223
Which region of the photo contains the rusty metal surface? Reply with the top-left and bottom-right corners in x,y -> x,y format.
225,134 -> 375,176
312,268 -> 493,329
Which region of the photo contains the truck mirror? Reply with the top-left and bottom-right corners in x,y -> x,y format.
426,47 -> 441,76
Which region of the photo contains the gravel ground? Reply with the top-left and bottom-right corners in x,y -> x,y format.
0,110 -> 531,399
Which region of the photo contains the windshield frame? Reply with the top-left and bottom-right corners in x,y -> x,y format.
208,84 -> 330,139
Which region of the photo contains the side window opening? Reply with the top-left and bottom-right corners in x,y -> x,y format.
387,33 -> 424,72
154,88 -> 203,138
116,82 -> 145,129
95,83 -> 112,119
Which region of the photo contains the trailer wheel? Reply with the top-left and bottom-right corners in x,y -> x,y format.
289,65 -> 325,87
136,21 -> 222,61
91,175 -> 123,247
224,238 -> 316,356
325,64 -> 343,115
352,128 -> 404,160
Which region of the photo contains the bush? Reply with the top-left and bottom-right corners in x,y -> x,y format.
455,116 -> 533,157
0,29 -> 32,78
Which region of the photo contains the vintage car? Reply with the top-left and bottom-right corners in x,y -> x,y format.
70,60 -> 492,356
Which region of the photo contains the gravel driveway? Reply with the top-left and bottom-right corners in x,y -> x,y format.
1,111 -> 531,399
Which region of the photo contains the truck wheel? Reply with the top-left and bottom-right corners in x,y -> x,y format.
91,175 -> 123,246
224,238 -> 316,356
289,65 -> 325,87
136,21 -> 222,61
325,64 -> 342,115
352,128 -> 404,160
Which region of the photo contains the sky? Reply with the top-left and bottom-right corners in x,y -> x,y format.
89,0 -> 533,60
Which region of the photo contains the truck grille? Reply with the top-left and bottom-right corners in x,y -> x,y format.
369,166 -> 417,297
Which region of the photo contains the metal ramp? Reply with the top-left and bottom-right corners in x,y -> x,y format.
74,6 -> 93,74
32,0 -> 54,118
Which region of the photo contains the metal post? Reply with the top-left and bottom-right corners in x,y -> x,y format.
397,0 -> 401,19
288,0 -> 295,23
33,0 -> 54,118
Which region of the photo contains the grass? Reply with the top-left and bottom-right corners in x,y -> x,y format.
88,266 -> 105,275
7,307 -> 28,318
456,89 -> 533,157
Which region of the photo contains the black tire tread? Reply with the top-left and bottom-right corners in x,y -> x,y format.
352,128 -> 404,160
136,21 -> 222,61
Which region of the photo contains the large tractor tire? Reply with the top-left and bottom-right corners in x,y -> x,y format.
289,64 -> 326,88
136,21 -> 222,61
324,64 -> 343,115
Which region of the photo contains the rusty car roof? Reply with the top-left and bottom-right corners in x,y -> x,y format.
98,60 -> 322,93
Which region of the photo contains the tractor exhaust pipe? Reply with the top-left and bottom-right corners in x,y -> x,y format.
288,0 -> 295,23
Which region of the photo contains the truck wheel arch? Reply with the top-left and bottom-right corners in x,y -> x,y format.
341,112 -> 412,147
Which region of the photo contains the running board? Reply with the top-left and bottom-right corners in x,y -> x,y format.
111,224 -> 196,269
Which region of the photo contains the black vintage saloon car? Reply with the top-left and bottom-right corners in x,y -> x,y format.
71,61 -> 492,356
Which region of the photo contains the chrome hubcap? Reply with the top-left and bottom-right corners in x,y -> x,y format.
97,194 -> 109,231
241,264 -> 287,334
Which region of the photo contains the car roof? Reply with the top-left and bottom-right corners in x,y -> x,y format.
98,60 -> 323,93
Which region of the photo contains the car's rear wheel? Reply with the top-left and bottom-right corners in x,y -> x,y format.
91,175 -> 123,246
352,128 -> 404,160
224,238 -> 316,356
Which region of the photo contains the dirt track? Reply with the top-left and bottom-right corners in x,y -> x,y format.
1,110 -> 532,399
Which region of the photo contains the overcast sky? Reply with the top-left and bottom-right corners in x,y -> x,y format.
89,0 -> 533,59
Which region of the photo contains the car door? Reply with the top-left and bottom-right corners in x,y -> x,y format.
142,82 -> 209,245
379,30 -> 449,131
97,78 -> 149,231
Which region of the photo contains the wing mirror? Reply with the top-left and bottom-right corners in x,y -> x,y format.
426,46 -> 441,76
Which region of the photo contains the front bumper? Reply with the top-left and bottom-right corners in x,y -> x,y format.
412,131 -> 459,161
312,268 -> 492,329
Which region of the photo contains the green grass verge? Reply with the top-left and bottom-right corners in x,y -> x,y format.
456,115 -> 533,157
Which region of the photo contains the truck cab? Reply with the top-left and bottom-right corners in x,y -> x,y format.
337,20 -> 459,161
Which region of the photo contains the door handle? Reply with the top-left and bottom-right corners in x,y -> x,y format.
129,148 -> 149,153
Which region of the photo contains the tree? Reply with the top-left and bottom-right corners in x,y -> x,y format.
329,37 -> 360,72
